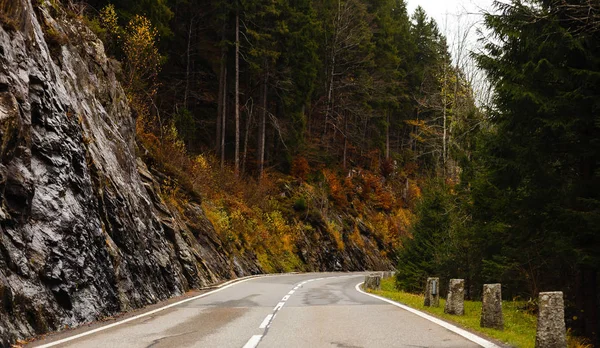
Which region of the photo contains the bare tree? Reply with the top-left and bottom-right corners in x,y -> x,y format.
235,7 -> 240,176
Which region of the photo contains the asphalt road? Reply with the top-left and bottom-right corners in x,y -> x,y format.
32,273 -> 486,348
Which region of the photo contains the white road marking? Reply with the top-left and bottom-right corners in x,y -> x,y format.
259,314 -> 274,329
245,274 -> 363,348
242,335 -> 263,348
355,282 -> 502,348
33,276 -> 270,348
273,302 -> 285,311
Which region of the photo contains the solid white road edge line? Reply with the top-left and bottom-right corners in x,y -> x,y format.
354,282 -> 502,348
33,276 -> 266,348
259,314 -> 274,329
242,334 -> 263,348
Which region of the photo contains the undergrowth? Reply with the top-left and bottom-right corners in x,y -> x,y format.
136,120 -> 419,272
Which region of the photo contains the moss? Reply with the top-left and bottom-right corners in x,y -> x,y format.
44,26 -> 68,47
0,12 -> 17,31
293,197 -> 307,211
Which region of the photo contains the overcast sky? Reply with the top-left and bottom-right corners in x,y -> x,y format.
405,0 -> 499,104
406,0 -> 496,27
406,0 -> 497,61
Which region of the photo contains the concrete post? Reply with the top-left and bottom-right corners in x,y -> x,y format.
480,283 -> 503,329
364,273 -> 381,291
536,292 -> 567,348
444,279 -> 465,315
424,277 -> 440,307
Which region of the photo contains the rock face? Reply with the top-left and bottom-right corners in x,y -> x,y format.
480,284 -> 503,330
0,1 -> 261,345
424,277 -> 439,307
0,1 -> 393,345
536,292 -> 566,348
444,279 -> 464,315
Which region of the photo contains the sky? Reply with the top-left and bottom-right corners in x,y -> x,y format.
406,0 -> 496,56
406,0 -> 499,103
406,0 -> 496,29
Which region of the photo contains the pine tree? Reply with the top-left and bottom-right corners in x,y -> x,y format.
474,0 -> 600,340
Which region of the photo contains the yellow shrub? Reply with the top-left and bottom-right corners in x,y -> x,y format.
326,219 -> 344,251
349,225 -> 364,248
324,170 -> 347,207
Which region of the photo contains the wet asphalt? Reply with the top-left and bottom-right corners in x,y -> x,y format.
31,273 -> 482,348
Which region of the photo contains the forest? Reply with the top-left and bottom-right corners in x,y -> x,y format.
60,0 -> 599,343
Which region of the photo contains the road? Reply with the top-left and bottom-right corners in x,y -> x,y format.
32,273 -> 488,348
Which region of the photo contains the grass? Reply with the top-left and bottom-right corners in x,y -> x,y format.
370,278 -> 537,348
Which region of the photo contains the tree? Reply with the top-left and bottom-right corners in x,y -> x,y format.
474,0 -> 600,341
368,0 -> 413,161
241,0 -> 285,177
90,0 -> 173,38
235,5 -> 240,175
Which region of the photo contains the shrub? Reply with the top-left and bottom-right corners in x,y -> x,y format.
44,26 -> 68,47
293,197 -> 307,211
324,169 -> 347,207
291,156 -> 310,181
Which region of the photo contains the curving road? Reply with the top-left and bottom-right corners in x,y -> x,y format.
31,273 -> 490,348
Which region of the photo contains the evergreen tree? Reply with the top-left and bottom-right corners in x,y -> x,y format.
474,0 -> 600,340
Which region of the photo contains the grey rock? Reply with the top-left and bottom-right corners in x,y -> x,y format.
364,273 -> 381,291
536,292 -> 566,348
444,279 -> 464,315
424,277 -> 440,307
0,1 -> 260,343
480,283 -> 503,329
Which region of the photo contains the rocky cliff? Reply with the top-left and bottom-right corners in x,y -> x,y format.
0,1 -> 391,345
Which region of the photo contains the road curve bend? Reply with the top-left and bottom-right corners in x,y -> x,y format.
30,273 -> 497,348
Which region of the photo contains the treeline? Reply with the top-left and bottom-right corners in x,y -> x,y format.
84,0 -> 479,178
396,0 -> 600,343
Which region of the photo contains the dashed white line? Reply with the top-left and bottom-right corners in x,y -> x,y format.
273,302 -> 285,311
242,334 -> 263,348
246,274 -> 364,348
259,314 -> 273,329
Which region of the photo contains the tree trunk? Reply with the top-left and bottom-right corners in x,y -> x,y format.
216,15 -> 228,156
324,44 -> 336,145
442,62 -> 447,174
221,66 -> 227,169
258,62 -> 268,178
234,9 -> 240,176
184,16 -> 193,110
242,99 -> 253,174
386,110 -> 390,160
578,267 -> 599,343
323,0 -> 340,145
343,112 -> 348,169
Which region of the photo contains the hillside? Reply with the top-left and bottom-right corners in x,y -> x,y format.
0,0 -> 399,344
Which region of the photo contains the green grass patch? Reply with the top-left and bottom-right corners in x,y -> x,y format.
370,278 -> 537,348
